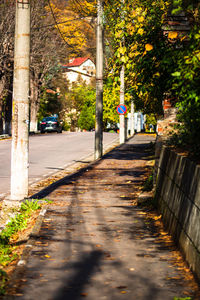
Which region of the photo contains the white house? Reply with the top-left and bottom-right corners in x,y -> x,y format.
62,57 -> 95,86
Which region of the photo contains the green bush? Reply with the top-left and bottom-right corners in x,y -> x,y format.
62,121 -> 71,131
78,105 -> 95,131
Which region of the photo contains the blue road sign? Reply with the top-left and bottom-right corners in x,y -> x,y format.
116,104 -> 127,115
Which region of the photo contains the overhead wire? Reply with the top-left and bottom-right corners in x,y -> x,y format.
47,0 -> 74,48
33,16 -> 86,30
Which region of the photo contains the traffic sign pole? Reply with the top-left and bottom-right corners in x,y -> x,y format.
116,104 -> 127,115
119,65 -> 125,144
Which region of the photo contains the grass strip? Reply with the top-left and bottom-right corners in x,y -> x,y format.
0,199 -> 41,295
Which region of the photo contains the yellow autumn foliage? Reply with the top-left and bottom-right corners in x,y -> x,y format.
168,31 -> 178,39
48,0 -> 96,54
145,44 -> 153,51
138,28 -> 144,35
138,16 -> 145,22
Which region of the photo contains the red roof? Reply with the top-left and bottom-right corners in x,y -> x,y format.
64,57 -> 91,68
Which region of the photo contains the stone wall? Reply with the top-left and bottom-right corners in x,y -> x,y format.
155,143 -> 200,280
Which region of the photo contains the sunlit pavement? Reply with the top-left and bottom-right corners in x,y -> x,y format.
5,134 -> 200,300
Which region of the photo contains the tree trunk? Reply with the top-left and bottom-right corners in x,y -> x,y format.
0,74 -> 7,134
0,103 -> 3,134
4,92 -> 12,135
30,76 -> 39,132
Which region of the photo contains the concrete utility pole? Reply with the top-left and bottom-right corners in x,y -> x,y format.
95,0 -> 104,160
10,0 -> 30,201
130,100 -> 135,136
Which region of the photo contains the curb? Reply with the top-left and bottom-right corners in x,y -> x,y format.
17,208 -> 47,267
30,138 -> 119,200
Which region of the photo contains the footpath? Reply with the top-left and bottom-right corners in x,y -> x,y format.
4,134 -> 200,300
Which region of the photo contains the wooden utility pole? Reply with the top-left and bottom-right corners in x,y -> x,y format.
95,0 -> 104,160
10,0 -> 30,201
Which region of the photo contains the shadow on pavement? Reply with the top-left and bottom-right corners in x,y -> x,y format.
30,137 -> 154,201
6,134 -> 200,300
52,250 -> 103,300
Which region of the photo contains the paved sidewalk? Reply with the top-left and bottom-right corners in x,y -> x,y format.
5,134 -> 200,299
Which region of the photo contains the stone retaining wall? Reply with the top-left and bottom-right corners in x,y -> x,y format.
155,144 -> 200,280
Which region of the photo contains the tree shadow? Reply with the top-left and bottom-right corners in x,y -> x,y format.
52,250 -> 103,300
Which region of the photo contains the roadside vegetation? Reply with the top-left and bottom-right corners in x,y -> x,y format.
103,0 -> 200,157
1,0 -> 200,151
0,200 -> 45,295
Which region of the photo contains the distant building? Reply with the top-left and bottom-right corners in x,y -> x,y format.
127,112 -> 145,133
62,57 -> 95,86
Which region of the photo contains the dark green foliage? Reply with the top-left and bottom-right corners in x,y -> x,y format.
170,26 -> 200,156
65,84 -> 96,131
78,104 -> 95,131
142,171 -> 153,192
0,269 -> 8,295
38,90 -> 62,122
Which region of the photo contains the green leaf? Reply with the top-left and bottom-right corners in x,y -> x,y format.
172,71 -> 181,77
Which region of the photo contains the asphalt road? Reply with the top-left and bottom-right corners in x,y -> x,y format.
0,131 -> 118,199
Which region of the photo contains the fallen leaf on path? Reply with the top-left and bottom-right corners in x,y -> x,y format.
40,243 -> 49,247
153,215 -> 162,220
183,290 -> 193,296
40,279 -> 48,282
80,293 -> 88,297
160,232 -> 168,236
44,255 -> 51,258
